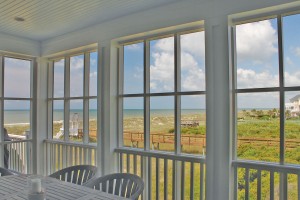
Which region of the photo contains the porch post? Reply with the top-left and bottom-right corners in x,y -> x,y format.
97,41 -> 118,176
36,57 -> 49,175
205,16 -> 233,200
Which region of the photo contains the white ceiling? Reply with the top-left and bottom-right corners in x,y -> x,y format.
0,0 -> 181,41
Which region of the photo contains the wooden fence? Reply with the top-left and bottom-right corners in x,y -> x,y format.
123,132 -> 300,150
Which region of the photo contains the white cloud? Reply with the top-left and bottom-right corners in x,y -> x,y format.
150,52 -> 174,92
90,72 -> 97,78
285,57 -> 294,66
4,58 -> 31,98
294,47 -> 300,57
90,58 -> 97,66
126,43 -> 142,51
133,66 -> 143,80
237,67 -> 300,88
285,71 -> 300,86
181,31 -> 205,59
181,52 -> 205,91
236,20 -> 278,64
154,37 -> 173,52
149,33 -> 205,92
237,68 -> 278,88
70,56 -> 84,70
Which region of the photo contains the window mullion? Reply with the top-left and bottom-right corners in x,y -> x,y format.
0,56 -> 4,168
118,47 -> 124,148
277,14 -> 288,200
174,34 -> 181,154
48,61 -> 54,139
64,57 -> 70,142
231,26 -> 238,161
83,52 -> 90,144
144,40 -> 150,151
277,15 -> 285,165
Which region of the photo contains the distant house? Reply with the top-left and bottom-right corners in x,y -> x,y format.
285,94 -> 300,116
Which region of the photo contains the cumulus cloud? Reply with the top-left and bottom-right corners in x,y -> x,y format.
236,20 -> 278,64
70,56 -> 84,96
294,47 -> 300,57
90,58 -> 97,66
90,71 -> 97,78
133,66 -> 143,80
285,71 -> 300,86
150,33 -> 205,92
4,58 -> 31,98
181,31 -> 205,59
237,68 -> 278,88
237,67 -> 300,88
126,43 -> 142,51
181,52 -> 205,91
70,56 -> 84,70
285,57 -> 294,66
54,60 -> 65,97
150,51 -> 174,92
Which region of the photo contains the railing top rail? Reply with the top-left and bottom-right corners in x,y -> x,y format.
115,147 -> 206,163
44,139 -> 97,149
8,134 -> 27,140
1,139 -> 32,144
232,160 -> 300,174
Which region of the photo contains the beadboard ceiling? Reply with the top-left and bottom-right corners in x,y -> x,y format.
0,0 -> 180,41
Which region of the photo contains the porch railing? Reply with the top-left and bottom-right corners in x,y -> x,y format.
5,139 -> 32,173
233,160 -> 300,200
115,148 -> 206,200
44,139 -> 97,175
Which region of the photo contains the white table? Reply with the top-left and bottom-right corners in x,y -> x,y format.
0,175 -> 127,200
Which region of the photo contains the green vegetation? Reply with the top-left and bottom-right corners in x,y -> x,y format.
5,109 -> 299,199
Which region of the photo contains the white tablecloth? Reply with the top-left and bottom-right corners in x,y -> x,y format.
0,175 -> 127,200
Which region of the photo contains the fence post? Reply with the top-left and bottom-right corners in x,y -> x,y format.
25,130 -> 31,174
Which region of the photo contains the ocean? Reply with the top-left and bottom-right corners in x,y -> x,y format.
4,109 -> 205,125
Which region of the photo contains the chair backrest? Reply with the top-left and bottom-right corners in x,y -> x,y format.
49,165 -> 97,185
84,173 -> 144,200
0,167 -> 14,176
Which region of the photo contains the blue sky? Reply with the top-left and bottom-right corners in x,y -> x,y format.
4,14 -> 300,110
4,52 -> 98,110
236,14 -> 300,108
122,14 -> 300,110
123,15 -> 300,109
123,31 -> 206,109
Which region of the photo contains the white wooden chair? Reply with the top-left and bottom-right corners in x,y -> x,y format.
84,173 -> 144,200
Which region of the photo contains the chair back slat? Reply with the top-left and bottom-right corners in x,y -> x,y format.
84,173 -> 144,200
101,180 -> 107,192
115,179 -> 121,195
95,182 -> 100,190
108,179 -> 114,194
61,173 -> 66,181
73,170 -> 79,184
77,169 -> 85,184
67,171 -> 72,182
120,178 -> 128,197
126,179 -> 134,198
49,165 -> 97,185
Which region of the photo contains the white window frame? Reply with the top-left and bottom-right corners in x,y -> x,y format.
47,50 -> 98,144
232,12 -> 300,165
118,28 -> 206,155
0,52 -> 36,170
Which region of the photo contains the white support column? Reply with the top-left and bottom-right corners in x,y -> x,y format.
30,58 -> 38,174
36,57 -> 49,175
0,55 -> 4,168
205,16 -> 232,200
97,41 -> 118,176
